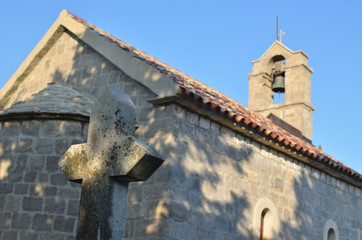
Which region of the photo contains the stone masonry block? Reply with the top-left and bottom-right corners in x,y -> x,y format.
185,111 -> 199,126
143,183 -> 167,200
5,195 -> 22,212
14,183 -> 28,194
60,121 -> 82,137
55,138 -> 70,154
28,155 -> 45,170
0,212 -> 11,229
23,197 -> 43,211
199,116 -> 210,130
0,138 -> 12,154
21,120 -> 41,136
2,231 -> 18,240
58,188 -> 80,199
20,232 -> 39,240
32,214 -> 53,231
210,121 -> 220,134
29,185 -> 57,197
24,171 -> 37,182
195,127 -> 215,149
42,121 -> 59,136
16,154 -> 27,170
67,199 -> 80,216
0,183 -> 13,194
11,213 -> 31,230
35,138 -> 53,154
45,198 -> 66,214
2,121 -> 20,136
39,172 -> 49,182
168,202 -> 187,222
7,169 -> 23,183
128,187 -> 143,204
39,232 -> 67,240
47,156 -> 60,171
275,178 -> 284,193
54,216 -> 75,233
15,138 -> 33,153
50,173 -> 68,185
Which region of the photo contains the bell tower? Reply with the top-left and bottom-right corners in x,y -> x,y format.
248,41 -> 315,140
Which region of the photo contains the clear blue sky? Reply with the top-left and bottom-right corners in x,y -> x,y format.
1,1 -> 361,173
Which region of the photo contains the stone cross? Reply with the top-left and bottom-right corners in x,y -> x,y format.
59,86 -> 164,240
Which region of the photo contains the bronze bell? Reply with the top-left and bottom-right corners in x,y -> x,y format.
272,75 -> 285,93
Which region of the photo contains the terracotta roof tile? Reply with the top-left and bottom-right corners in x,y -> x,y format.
66,11 -> 361,181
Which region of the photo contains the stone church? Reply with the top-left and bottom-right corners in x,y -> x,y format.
0,10 -> 361,240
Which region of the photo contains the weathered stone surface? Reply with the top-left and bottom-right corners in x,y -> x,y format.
32,214 -> 53,231
2,231 -> 18,240
43,121 -> 59,136
15,138 -> 33,153
39,233 -> 65,240
22,121 -> 41,136
24,171 -> 37,182
11,213 -> 31,230
23,197 -> 43,211
59,86 -> 164,240
28,155 -> 45,170
20,231 -> 39,240
0,212 -> 11,229
59,188 -> 80,199
45,198 -> 66,213
47,156 -> 60,171
50,173 -> 68,185
2,122 -> 19,136
35,139 -> 53,154
54,216 -> 75,233
55,138 -> 69,154
5,195 -> 22,211
67,200 -> 80,216
0,183 -> 13,194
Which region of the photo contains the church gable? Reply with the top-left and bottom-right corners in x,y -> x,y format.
2,30 -> 153,111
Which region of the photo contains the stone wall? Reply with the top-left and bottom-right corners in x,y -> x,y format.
0,119 -> 86,240
149,104 -> 362,240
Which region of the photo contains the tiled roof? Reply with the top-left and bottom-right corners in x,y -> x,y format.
67,11 -> 361,181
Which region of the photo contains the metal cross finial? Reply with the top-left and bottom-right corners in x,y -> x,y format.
275,12 -> 286,43
277,28 -> 286,43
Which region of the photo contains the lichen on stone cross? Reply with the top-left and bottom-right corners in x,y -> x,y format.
59,86 -> 164,240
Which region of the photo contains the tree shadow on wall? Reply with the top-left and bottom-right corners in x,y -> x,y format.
133,106 -> 259,239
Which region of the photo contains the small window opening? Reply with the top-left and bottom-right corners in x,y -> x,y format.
260,209 -> 273,240
327,228 -> 336,240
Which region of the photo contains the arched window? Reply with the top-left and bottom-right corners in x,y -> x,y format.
253,198 -> 279,239
323,219 -> 339,240
327,228 -> 336,240
260,208 -> 273,240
